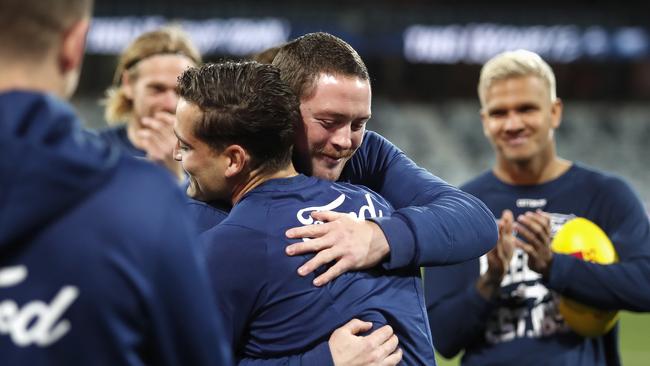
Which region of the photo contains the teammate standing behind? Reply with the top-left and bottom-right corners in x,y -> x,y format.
423,49 -> 650,365
174,61 -> 435,365
0,1 -> 231,365
99,26 -> 200,180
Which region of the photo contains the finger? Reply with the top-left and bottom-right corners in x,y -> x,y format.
310,210 -> 349,222
341,318 -> 373,335
525,211 -> 551,237
517,213 -> 544,237
383,347 -> 403,366
514,220 -> 543,248
141,118 -> 175,144
286,223 -> 330,240
535,210 -> 552,237
384,333 -> 399,352
141,117 -> 165,131
296,248 -> 340,277
514,239 -> 535,256
312,258 -> 351,286
285,235 -> 333,255
366,324 -> 394,345
519,213 -> 549,243
153,111 -> 176,125
375,333 -> 399,360
502,209 -> 514,223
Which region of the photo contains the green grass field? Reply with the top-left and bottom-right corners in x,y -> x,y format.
434,311 -> 650,366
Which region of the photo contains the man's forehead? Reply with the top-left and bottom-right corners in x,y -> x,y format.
134,54 -> 194,78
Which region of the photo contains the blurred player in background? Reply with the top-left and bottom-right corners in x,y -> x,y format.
99,26 -> 200,180
423,49 -> 650,365
0,1 -> 232,364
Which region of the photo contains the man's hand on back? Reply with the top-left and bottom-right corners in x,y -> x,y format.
329,319 -> 402,366
285,211 -> 390,286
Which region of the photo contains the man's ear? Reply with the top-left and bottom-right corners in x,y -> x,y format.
223,145 -> 249,178
59,18 -> 90,74
550,98 -> 564,129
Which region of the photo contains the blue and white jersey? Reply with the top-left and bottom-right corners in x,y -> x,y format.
202,174 -> 436,365
424,163 -> 650,366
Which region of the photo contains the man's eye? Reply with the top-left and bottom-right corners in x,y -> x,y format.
351,122 -> 366,131
489,111 -> 507,118
318,119 -> 335,128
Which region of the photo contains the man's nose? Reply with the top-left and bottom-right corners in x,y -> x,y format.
330,125 -> 352,150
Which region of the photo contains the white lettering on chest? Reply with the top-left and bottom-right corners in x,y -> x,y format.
296,193 -> 384,226
516,198 -> 547,208
0,265 -> 79,347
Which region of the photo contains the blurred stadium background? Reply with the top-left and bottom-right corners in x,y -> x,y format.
74,1 -> 649,364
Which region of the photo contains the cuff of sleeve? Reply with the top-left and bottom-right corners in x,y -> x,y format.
544,254 -> 576,292
300,341 -> 334,366
370,215 -> 416,270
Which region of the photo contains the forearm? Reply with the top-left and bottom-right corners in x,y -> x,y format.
423,264 -> 495,358
547,254 -> 650,311
374,191 -> 497,269
237,342 -> 333,366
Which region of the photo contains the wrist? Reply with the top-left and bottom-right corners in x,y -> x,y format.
476,273 -> 502,301
368,221 -> 390,263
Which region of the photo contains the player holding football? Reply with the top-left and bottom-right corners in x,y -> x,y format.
423,49 -> 650,365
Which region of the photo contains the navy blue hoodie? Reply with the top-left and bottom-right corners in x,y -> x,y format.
0,91 -> 232,366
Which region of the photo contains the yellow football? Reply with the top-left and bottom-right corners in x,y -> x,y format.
550,217 -> 619,337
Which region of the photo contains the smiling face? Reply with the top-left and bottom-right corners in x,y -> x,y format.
481,75 -> 562,167
123,54 -> 195,125
294,72 -> 371,181
173,99 -> 230,202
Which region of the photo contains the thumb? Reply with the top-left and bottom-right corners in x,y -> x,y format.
341,318 -> 373,335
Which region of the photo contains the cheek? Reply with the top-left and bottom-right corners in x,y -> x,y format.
483,121 -> 500,139
305,125 -> 329,151
351,130 -> 364,150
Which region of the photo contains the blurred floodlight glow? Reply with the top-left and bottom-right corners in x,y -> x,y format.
86,16 -> 291,55
404,23 -> 649,63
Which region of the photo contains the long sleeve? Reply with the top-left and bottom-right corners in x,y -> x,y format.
423,259 -> 494,358
237,342 -> 333,366
546,176 -> 650,311
148,196 -> 233,366
342,131 -> 497,269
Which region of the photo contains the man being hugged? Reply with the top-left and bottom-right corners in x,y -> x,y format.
173,61 -> 436,365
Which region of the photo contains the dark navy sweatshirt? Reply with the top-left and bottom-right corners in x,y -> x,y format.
0,91 -> 232,366
424,164 -> 650,366
203,175 -> 436,365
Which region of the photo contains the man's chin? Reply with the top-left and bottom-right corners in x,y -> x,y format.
186,185 -> 201,200
312,165 -> 343,181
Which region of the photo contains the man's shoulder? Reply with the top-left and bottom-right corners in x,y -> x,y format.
354,130 -> 399,158
460,170 -> 496,194
95,155 -> 187,222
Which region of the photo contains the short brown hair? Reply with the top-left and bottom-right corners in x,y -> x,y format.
104,26 -> 202,124
177,61 -> 300,173
249,44 -> 283,64
0,0 -> 92,58
272,32 -> 369,99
